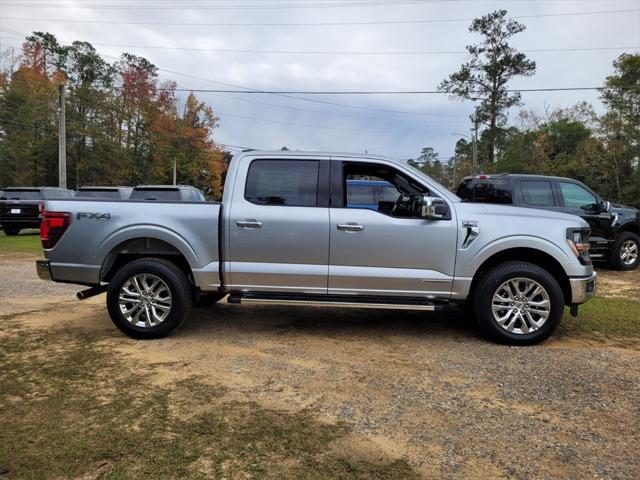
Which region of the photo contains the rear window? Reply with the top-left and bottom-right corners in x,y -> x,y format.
520,180 -> 554,207
245,160 -> 319,207
1,190 -> 42,200
75,190 -> 121,199
347,185 -> 375,205
456,179 -> 512,204
130,189 -> 181,201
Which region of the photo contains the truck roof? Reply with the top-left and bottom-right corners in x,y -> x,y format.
133,185 -> 198,190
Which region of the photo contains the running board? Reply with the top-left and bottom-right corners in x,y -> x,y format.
228,293 -> 447,311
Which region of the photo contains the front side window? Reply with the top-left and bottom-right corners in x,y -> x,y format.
520,180 -> 554,207
559,182 -> 598,211
245,160 -> 319,207
343,163 -> 428,218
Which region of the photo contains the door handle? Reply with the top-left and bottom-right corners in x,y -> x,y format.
337,223 -> 364,232
237,220 -> 263,229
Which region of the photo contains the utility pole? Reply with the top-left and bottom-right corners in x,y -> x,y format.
172,159 -> 177,185
472,116 -> 479,175
58,84 -> 67,189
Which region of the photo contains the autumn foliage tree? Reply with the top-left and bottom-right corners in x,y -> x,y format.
0,32 -> 226,197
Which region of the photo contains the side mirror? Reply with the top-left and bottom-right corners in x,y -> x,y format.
600,200 -> 611,213
421,196 -> 449,220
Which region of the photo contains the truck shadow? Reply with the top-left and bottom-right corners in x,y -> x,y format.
181,302 -> 481,342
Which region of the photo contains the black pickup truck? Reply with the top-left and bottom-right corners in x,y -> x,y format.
456,174 -> 640,270
0,187 -> 74,235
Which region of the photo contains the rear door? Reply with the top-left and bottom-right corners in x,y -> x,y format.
226,157 -> 330,293
515,179 -> 562,213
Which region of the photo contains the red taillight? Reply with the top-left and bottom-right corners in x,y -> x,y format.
41,211 -> 71,249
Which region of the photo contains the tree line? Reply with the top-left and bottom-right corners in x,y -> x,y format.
413,10 -> 639,208
0,33 -> 228,198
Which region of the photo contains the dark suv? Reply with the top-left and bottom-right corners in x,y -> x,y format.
456,174 -> 640,270
1,187 -> 74,235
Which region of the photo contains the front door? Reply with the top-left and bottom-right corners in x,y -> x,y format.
328,160 -> 457,298
226,157 -> 330,293
556,180 -> 611,240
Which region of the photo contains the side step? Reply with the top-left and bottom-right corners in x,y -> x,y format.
228,292 -> 447,311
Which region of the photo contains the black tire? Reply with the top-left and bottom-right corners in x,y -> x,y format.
3,226 -> 20,236
106,258 -> 192,339
473,261 -> 564,346
608,232 -> 640,271
194,291 -> 227,306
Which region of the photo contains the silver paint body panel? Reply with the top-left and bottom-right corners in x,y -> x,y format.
41,150 -> 594,305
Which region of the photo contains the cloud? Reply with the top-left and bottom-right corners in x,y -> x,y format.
1,0 -> 637,160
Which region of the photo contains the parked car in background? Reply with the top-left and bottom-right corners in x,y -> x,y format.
346,179 -> 399,210
456,174 -> 640,270
75,186 -> 133,200
130,185 -> 205,202
36,151 -> 596,345
0,187 -> 74,235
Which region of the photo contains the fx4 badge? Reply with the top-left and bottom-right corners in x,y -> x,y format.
77,212 -> 111,220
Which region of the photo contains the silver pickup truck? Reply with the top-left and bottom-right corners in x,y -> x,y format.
36,151 -> 596,345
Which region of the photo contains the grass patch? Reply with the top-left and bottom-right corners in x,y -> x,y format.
0,321 -> 418,479
0,229 -> 41,255
559,296 -> 640,341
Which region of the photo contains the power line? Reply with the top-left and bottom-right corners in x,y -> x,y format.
0,35 -> 631,55
0,0 -> 452,10
3,8 -> 636,27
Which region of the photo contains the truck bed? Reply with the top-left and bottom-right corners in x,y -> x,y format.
42,199 -> 222,289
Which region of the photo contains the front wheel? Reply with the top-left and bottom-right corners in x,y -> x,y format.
473,261 -> 564,345
106,258 -> 192,339
609,232 -> 640,271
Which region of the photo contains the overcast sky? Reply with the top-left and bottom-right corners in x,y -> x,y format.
1,0 -> 639,159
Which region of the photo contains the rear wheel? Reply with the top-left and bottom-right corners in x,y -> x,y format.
106,258 -> 192,339
609,232 -> 640,271
473,261 -> 564,345
3,226 -> 20,236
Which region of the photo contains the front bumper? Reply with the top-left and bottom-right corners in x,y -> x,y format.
569,272 -> 597,304
36,259 -> 52,281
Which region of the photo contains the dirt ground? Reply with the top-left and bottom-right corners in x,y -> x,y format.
1,253 -> 639,479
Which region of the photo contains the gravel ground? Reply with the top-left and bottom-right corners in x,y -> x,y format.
2,255 -> 639,479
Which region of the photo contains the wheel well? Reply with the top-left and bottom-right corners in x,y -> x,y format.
618,223 -> 640,236
469,248 -> 572,305
100,237 -> 193,284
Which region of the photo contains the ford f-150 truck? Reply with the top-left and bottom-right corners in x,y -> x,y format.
36,151 -> 597,345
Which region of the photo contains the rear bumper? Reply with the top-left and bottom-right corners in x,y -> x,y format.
569,272 -> 597,304
36,259 -> 52,281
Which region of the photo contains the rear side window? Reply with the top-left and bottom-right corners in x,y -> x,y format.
245,160 -> 319,207
559,182 -> 598,211
456,179 -> 512,204
1,190 -> 42,200
520,180 -> 554,207
130,189 -> 181,201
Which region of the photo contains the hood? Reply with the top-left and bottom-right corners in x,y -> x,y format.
455,202 -> 588,227
611,203 -> 638,214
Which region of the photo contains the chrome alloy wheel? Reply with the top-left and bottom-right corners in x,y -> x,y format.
118,273 -> 172,328
620,239 -> 639,266
491,277 -> 551,335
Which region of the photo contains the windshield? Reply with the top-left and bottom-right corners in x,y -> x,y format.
0,190 -> 42,200
403,161 -> 460,201
76,190 -> 121,199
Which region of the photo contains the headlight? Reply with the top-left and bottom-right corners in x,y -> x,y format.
566,228 -> 591,265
